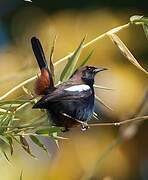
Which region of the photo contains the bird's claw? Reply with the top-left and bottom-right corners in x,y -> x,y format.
81,122 -> 89,131
75,119 -> 89,131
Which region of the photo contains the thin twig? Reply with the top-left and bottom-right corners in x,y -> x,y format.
89,115 -> 148,127
1,115 -> 148,129
0,76 -> 37,101
14,133 -> 68,140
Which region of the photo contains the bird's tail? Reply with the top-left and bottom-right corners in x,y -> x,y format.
31,37 -> 54,95
31,37 -> 48,70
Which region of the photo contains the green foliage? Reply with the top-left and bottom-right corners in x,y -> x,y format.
60,36 -> 85,82
29,135 -> 47,153
36,127 -> 61,135
20,135 -> 36,158
79,49 -> 94,68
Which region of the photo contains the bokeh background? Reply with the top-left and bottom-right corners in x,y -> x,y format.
0,0 -> 148,179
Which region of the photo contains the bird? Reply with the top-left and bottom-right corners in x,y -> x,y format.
31,36 -> 107,131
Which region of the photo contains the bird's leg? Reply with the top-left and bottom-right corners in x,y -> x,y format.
61,113 -> 90,131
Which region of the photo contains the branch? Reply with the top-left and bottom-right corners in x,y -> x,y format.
89,115 -> 148,127
1,115 -> 147,131
0,23 -> 130,100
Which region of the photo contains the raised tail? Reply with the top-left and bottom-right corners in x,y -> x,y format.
31,36 -> 48,70
31,36 -> 54,95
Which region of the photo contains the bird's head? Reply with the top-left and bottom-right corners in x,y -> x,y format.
71,66 -> 107,86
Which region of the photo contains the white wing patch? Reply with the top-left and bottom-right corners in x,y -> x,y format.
64,84 -> 90,92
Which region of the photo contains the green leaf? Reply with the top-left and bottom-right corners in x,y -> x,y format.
0,135 -> 10,145
1,114 -> 13,126
52,132 -> 68,140
0,147 -> 10,162
0,108 -> 11,114
30,135 -> 47,153
9,134 -> 21,144
130,15 -> 144,24
0,114 -> 13,134
2,151 -> 10,162
20,136 -> 36,158
142,24 -> 148,41
36,127 -> 61,136
7,136 -> 13,155
35,128 -> 50,135
49,35 -> 57,78
108,33 -> 148,75
130,15 -> 148,25
79,50 -> 94,68
60,36 -> 85,82
0,113 -> 8,125
0,100 -> 30,106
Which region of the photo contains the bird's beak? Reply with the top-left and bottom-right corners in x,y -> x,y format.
93,67 -> 108,73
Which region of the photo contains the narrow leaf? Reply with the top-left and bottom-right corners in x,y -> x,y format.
7,136 -> 13,155
60,36 -> 85,82
9,134 -> 21,144
20,136 -> 35,158
0,100 -> 31,105
0,108 -> 11,114
30,135 -> 47,153
52,132 -> 68,140
36,127 -> 61,135
0,135 -> 10,146
49,35 -> 57,78
0,147 -> 10,162
1,114 -> 13,126
2,151 -> 10,162
130,15 -> 148,25
94,84 -> 114,90
130,15 -> 144,24
79,50 -> 94,68
35,128 -> 49,135
0,114 -> 13,134
55,140 -> 59,149
95,95 -> 113,111
0,113 -> 9,125
22,86 -> 34,98
108,33 -> 148,75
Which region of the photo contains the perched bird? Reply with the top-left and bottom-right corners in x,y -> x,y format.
31,37 -> 107,131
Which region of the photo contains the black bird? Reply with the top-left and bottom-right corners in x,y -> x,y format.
31,37 -> 107,131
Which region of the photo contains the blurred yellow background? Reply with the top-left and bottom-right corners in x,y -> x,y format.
0,1 -> 147,180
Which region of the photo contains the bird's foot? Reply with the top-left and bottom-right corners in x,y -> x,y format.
81,122 -> 89,131
75,120 -> 89,131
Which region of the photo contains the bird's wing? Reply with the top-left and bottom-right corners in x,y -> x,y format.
33,83 -> 92,108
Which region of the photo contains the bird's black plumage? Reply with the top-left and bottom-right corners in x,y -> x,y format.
31,36 -> 107,131
31,37 -> 48,70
